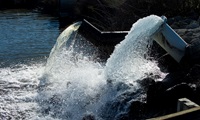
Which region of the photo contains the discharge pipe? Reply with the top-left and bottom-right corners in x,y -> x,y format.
152,16 -> 188,62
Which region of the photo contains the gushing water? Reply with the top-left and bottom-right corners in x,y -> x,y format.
37,22 -> 107,120
36,15 -> 165,120
106,15 -> 164,82
0,15 -> 166,120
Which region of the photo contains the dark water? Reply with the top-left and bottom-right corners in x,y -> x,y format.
0,9 -> 60,66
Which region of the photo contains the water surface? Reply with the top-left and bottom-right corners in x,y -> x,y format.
0,9 -> 60,66
0,9 -> 60,120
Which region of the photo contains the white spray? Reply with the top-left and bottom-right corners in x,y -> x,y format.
105,15 -> 164,83
37,15 -> 166,120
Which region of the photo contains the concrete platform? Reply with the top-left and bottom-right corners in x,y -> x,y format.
148,98 -> 200,120
78,19 -> 129,46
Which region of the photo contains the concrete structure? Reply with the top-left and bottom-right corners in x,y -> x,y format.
79,19 -> 129,46
148,98 -> 200,120
177,98 -> 199,112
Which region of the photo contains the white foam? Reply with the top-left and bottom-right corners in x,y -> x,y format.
0,15 -> 167,120
0,63 -> 44,119
37,47 -> 107,119
37,22 -> 107,119
37,15 -> 167,120
105,15 -> 164,83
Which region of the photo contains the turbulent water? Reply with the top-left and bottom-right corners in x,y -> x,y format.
106,15 -> 164,82
0,14 -> 166,120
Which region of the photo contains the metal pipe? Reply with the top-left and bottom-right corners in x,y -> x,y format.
152,16 -> 188,62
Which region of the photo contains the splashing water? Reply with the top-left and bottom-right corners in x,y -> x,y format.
105,15 -> 164,83
36,15 -> 166,120
37,22 -> 107,120
0,15 -> 167,120
0,63 -> 45,119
